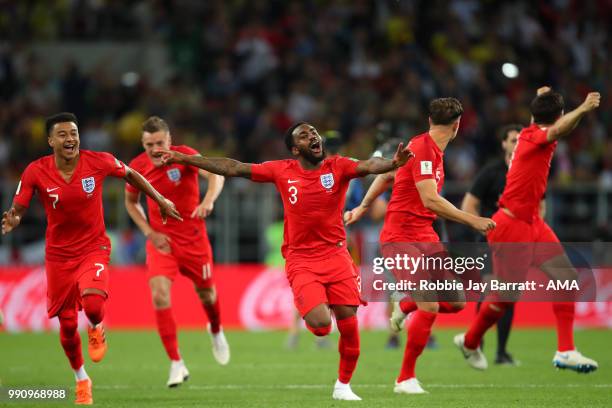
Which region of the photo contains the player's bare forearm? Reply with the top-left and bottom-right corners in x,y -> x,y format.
183,155 -> 252,178
124,167 -> 166,205
361,172 -> 395,208
124,191 -> 153,237
426,193 -> 471,223
546,107 -> 587,141
356,158 -> 400,176
203,174 -> 225,204
547,92 -> 600,141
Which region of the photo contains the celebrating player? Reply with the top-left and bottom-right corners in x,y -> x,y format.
345,98 -> 496,394
157,122 -> 413,401
455,88 -> 600,373
1,112 -> 181,404
124,116 -> 229,387
460,124 -> 530,366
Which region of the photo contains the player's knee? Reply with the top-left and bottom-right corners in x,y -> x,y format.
151,288 -> 170,309
418,302 -> 439,313
82,294 -> 106,325
306,321 -> 332,337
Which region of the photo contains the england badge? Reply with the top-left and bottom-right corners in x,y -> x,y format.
81,177 -> 95,193
320,173 -> 334,189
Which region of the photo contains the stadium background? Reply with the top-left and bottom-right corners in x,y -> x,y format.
0,0 -> 610,332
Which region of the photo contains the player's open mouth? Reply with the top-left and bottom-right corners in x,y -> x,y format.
63,144 -> 76,153
310,141 -> 322,154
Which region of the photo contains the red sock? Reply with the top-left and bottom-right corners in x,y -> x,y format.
58,309 -> 84,370
203,297 -> 221,334
337,316 -> 360,384
552,302 -> 575,351
82,294 -> 105,326
398,310 -> 436,382
399,298 -> 417,314
306,323 -> 332,337
438,301 -> 461,314
464,301 -> 508,349
155,308 -> 181,361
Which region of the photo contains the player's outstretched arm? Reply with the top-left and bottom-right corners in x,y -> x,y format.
344,171 -> 395,225
1,204 -> 26,235
547,91 -> 601,142
124,167 -> 183,224
158,149 -> 252,178
192,171 -> 225,219
416,179 -> 495,234
355,143 -> 413,176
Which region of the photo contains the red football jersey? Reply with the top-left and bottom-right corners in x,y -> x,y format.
251,155 -> 360,259
380,132 -> 444,242
126,145 -> 208,246
13,150 -> 127,261
499,124 -> 557,223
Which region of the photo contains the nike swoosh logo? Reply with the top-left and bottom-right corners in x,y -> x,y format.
46,187 -> 59,192
288,179 -> 299,184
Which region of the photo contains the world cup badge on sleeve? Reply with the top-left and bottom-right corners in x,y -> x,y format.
320,173 -> 334,190
81,177 -> 95,193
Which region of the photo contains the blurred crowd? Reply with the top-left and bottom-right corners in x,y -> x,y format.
1,0 -> 610,185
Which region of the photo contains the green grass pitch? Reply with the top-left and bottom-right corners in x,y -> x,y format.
1,328 -> 610,407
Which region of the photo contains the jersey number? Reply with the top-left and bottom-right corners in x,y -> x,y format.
288,186 -> 298,205
49,194 -> 59,209
94,263 -> 105,278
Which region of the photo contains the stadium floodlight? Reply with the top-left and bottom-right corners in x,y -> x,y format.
502,63 -> 519,78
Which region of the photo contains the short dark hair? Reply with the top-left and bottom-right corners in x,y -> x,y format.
45,112 -> 78,136
429,98 -> 464,125
497,124 -> 523,142
284,122 -> 308,151
530,91 -> 564,125
142,116 -> 169,133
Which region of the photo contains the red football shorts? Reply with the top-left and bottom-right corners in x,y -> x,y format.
286,250 -> 363,317
146,239 -> 214,288
45,249 -> 110,318
487,209 -> 565,283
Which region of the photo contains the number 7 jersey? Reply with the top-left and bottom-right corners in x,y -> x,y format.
13,150 -> 127,261
251,156 -> 360,260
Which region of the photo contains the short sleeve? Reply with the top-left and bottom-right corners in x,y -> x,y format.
13,164 -> 36,208
469,167 -> 493,199
251,161 -> 279,183
335,156 -> 360,180
411,141 -> 436,183
522,126 -> 550,145
99,152 -> 127,178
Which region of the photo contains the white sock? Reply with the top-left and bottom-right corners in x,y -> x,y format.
74,365 -> 89,381
171,359 -> 184,368
334,379 -> 350,389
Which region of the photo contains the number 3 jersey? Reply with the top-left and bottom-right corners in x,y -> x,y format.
13,150 -> 127,261
251,156 -> 360,260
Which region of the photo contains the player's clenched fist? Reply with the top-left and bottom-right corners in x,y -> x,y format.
344,205 -> 368,226
1,208 -> 21,235
580,92 -> 601,112
470,216 -> 496,235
